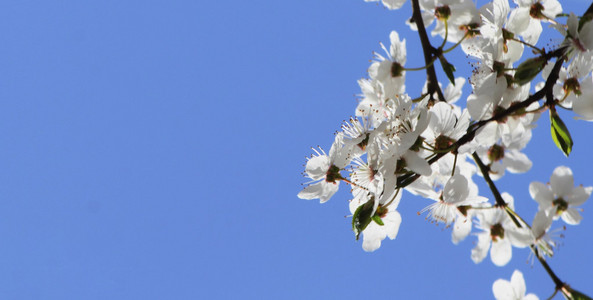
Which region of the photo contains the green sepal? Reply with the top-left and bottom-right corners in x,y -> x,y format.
550,110 -> 573,157
438,55 -> 456,85
352,198 -> 375,240
371,215 -> 384,226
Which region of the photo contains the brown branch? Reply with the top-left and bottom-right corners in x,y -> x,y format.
410,0 -> 446,103
396,49 -> 566,189
471,153 -> 506,207
585,1 -> 593,16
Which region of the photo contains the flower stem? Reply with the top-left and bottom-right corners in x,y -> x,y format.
442,33 -> 468,54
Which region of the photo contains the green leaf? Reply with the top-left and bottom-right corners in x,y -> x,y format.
514,56 -> 546,86
438,55 -> 456,85
563,287 -> 593,300
371,215 -> 384,226
550,110 -> 573,157
352,198 -> 375,240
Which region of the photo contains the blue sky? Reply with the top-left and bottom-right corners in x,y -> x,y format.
0,0 -> 591,299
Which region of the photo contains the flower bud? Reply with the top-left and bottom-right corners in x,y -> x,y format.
488,144 -> 505,162
435,5 -> 451,21
529,2 -> 545,19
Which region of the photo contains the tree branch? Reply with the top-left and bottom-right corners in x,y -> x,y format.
410,0 -> 446,102
471,153 -> 506,207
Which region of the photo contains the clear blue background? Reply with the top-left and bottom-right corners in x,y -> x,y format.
0,1 -> 591,299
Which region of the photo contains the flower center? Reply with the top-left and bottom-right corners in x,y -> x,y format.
459,23 -> 481,38
553,198 -> 568,215
493,105 -> 509,123
391,62 -> 404,78
325,165 -> 342,183
490,223 -> 505,242
563,78 -> 582,96
358,133 -> 370,150
434,135 -> 455,151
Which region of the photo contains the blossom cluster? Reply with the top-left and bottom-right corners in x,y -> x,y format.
299,0 -> 593,298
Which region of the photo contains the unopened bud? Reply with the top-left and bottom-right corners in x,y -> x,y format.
529,2 -> 545,19
435,5 -> 451,21
488,144 -> 505,162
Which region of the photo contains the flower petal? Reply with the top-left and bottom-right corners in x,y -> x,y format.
491,239 -> 512,266
550,166 -> 574,197
529,182 -> 554,208
471,233 -> 491,264
492,279 -> 514,300
304,155 -> 330,180
565,186 -> 592,206
561,207 -> 582,225
510,270 -> 527,298
503,150 -> 532,173
452,216 -> 472,244
297,181 -> 339,203
403,151 -> 432,176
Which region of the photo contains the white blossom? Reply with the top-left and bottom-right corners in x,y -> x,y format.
529,166 -> 592,225
492,270 -> 539,300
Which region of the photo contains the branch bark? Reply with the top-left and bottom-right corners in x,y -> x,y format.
410,0 -> 446,102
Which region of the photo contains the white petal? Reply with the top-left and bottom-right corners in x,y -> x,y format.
452,216 -> 472,244
529,182 -> 554,208
381,0 -> 406,10
304,155 -> 330,180
471,233 -> 491,264
542,0 -> 562,19
493,279 -> 515,300
507,7 -> 530,34
297,181 -> 339,203
403,151 -> 432,176
522,18 -> 542,45
572,78 -> 593,120
524,294 -> 539,300
510,270 -> 527,298
429,102 -> 458,137
474,122 -> 499,146
298,182 -> 325,200
579,20 -> 593,51
565,186 -> 592,206
491,239 -> 512,266
507,227 -> 535,248
443,174 -> 469,205
532,210 -> 553,239
444,77 -> 466,103
503,150 -> 532,173
561,208 -> 582,225
384,210 -> 402,240
550,166 -> 574,197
